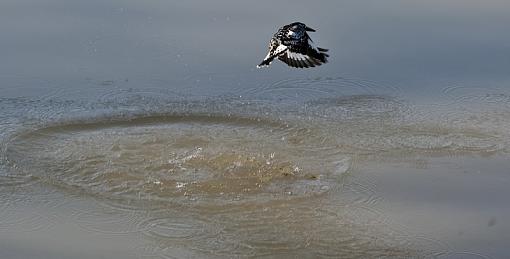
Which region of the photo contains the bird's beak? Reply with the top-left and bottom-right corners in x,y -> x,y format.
305,26 -> 316,32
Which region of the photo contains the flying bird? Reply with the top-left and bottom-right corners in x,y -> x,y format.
257,22 -> 329,68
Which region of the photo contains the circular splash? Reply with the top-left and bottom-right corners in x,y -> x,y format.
6,115 -> 347,207
3,95 -> 505,258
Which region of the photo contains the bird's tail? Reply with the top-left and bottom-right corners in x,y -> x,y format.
308,47 -> 329,63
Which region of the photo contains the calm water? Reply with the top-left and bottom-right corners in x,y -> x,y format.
1,0 -> 510,258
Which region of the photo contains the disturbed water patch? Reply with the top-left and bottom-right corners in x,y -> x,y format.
3,95 -> 507,257
5,95 -> 505,208
5,114 -> 346,208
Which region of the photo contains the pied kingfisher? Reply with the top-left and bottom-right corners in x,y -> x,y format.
257,22 -> 329,68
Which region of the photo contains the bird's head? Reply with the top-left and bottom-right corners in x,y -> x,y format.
289,22 -> 315,32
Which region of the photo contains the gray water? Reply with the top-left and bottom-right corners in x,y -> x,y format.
1,0 -> 510,258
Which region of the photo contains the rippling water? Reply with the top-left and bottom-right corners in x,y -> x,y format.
1,0 -> 510,258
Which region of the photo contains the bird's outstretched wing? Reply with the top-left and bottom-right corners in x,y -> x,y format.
257,43 -> 288,68
278,46 -> 329,68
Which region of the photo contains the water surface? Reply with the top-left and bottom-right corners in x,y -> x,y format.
1,0 -> 510,258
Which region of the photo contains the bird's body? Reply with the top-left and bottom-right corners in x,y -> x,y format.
257,22 -> 329,68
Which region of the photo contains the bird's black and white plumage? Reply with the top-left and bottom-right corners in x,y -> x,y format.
257,22 -> 329,68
